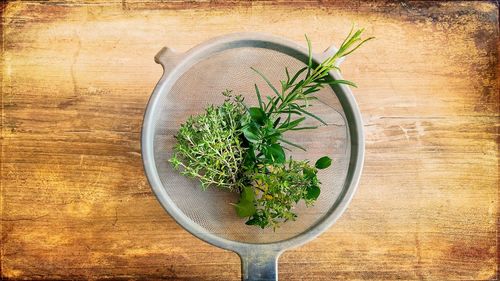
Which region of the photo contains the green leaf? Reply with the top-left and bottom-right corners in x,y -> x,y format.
264,143 -> 285,164
233,200 -> 256,217
245,214 -> 267,228
296,96 -> 319,101
296,107 -> 327,125
303,166 -> 316,179
331,66 -> 342,72
302,85 -> 321,96
254,84 -> 264,109
276,110 -> 302,115
264,130 -> 281,140
323,79 -> 357,88
244,147 -> 256,166
264,96 -> 274,112
273,117 -> 281,128
266,95 -> 281,116
269,136 -> 281,144
339,25 -> 355,52
242,123 -> 260,143
305,34 -> 312,61
289,67 -> 308,85
251,67 -> 283,101
279,117 -> 305,130
315,156 -> 332,169
305,34 -> 313,76
248,107 -> 266,125
279,138 -> 306,151
306,185 -> 320,200
289,126 -> 318,131
341,36 -> 374,57
241,186 -> 255,202
233,187 -> 256,217
290,80 -> 305,95
280,80 -> 287,91
245,216 -> 260,226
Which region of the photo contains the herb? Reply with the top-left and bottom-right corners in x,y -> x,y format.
243,159 -> 325,229
231,186 -> 257,217
169,91 -> 246,191
169,27 -> 372,229
315,156 -> 332,169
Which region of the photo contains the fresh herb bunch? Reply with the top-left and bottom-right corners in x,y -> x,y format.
170,27 -> 372,229
242,159 -> 329,229
169,90 -> 246,191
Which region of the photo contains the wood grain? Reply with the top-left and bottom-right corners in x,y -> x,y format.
1,1 -> 498,280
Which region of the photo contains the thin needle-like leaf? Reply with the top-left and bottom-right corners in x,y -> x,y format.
325,79 -> 358,88
251,67 -> 283,101
279,117 -> 305,130
267,95 -> 281,116
341,37 -> 375,57
303,86 -> 321,96
279,138 -> 306,151
338,24 -> 355,53
254,84 -> 263,110
290,80 -> 305,95
289,67 -> 308,85
276,110 -> 302,115
296,107 -> 327,125
289,126 -> 318,131
305,34 -> 313,69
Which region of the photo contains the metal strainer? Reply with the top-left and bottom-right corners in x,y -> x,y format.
142,33 -> 364,281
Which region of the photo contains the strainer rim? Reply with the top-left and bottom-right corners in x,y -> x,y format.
141,32 -> 364,253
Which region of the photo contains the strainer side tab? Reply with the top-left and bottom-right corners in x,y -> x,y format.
154,47 -> 181,74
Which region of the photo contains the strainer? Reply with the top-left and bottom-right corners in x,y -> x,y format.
141,33 -> 364,281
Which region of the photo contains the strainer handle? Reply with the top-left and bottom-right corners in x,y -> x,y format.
239,250 -> 281,281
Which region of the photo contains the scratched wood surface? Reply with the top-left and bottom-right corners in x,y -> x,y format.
1,1 -> 498,280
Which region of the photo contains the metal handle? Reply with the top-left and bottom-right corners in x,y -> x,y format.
239,250 -> 282,281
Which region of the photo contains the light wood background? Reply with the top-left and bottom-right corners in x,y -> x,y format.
1,1 -> 498,280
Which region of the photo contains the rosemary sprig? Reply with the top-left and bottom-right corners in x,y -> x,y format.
258,27 -> 373,131
241,27 -> 373,162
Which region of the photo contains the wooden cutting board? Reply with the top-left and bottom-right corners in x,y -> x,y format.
1,1 -> 498,280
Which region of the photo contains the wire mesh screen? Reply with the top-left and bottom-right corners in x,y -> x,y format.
152,47 -> 350,243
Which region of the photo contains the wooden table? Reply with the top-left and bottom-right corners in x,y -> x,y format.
1,1 -> 498,280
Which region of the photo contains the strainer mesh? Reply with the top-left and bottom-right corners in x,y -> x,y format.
152,47 -> 350,243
